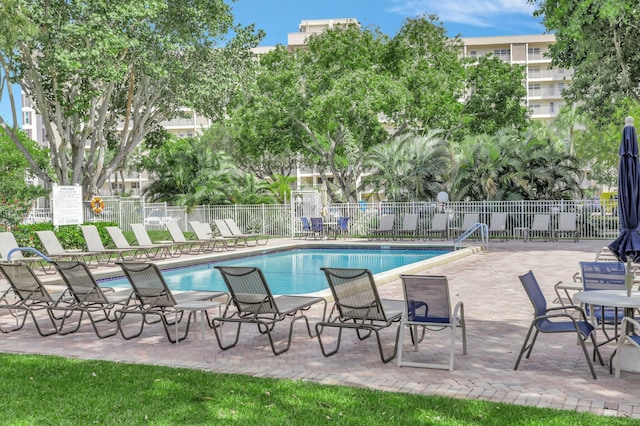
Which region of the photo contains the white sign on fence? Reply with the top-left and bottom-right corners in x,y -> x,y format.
52,185 -> 83,226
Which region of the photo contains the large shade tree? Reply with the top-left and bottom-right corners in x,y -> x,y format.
531,0 -> 640,123
0,0 -> 260,199
230,26 -> 408,203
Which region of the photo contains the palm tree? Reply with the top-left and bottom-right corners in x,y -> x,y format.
231,173 -> 277,204
362,131 -> 450,201
269,173 -> 297,203
144,137 -> 239,209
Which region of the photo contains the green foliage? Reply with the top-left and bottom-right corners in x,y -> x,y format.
228,15 -> 531,203
0,353 -> 635,425
462,56 -> 528,135
362,131 -> 450,201
231,173 -> 277,204
451,128 -> 583,201
532,0 -> 640,123
0,0 -> 261,197
141,135 -> 240,208
0,129 -> 49,229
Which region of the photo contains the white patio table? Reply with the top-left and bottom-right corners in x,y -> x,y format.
573,290 -> 640,373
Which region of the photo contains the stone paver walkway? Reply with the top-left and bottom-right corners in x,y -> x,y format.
1,238 -> 639,418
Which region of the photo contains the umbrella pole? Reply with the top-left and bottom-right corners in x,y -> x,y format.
626,259 -> 633,297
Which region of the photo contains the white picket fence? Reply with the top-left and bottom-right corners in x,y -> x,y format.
22,197 -> 619,240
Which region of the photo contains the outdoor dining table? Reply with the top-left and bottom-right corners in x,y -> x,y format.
573,289 -> 640,373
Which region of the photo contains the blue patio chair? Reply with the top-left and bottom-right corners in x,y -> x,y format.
579,261 -> 626,345
515,270 -> 604,379
396,274 -> 467,370
300,217 -> 312,239
336,217 -> 349,238
310,217 -> 324,239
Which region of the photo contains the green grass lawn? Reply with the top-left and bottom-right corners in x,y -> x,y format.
0,353 -> 635,425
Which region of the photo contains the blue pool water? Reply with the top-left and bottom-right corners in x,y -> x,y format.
101,247 -> 450,295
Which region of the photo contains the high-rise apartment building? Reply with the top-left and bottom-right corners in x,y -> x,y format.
461,34 -> 570,122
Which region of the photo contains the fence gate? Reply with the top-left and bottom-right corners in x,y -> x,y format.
290,190 -> 321,237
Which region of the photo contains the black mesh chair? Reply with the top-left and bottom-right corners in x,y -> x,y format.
515,270 -> 604,379
0,262 -> 66,336
316,267 -> 404,363
213,266 -> 326,355
116,262 -> 227,343
52,261 -> 134,338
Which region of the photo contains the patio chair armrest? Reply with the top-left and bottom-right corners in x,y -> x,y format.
452,301 -> 464,323
535,311 -> 585,323
546,304 -> 590,321
620,316 -> 640,331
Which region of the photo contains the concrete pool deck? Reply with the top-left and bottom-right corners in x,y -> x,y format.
1,237 -> 640,419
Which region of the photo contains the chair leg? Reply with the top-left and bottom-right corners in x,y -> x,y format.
373,324 -> 401,363
514,323 -> 537,370
211,317 -> 243,350
315,322 -> 343,357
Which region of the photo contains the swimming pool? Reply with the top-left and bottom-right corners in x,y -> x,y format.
100,247 -> 451,295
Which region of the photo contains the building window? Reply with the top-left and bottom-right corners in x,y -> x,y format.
23,111 -> 31,125
528,47 -> 541,55
469,50 -> 477,57
131,182 -> 139,189
494,49 -> 510,56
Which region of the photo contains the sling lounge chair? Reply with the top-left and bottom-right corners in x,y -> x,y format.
165,222 -> 207,255
515,270 -> 604,379
453,213 -> 480,238
0,262 -> 66,336
212,219 -> 251,246
395,213 -> 419,240
316,267 -> 404,363
80,225 -> 138,265
51,261 -> 134,338
0,231 -> 53,274
104,226 -> 155,260
116,262 -> 228,343
36,230 -> 102,267
488,213 -> 508,241
424,213 -> 448,240
397,275 -> 467,370
524,214 -> 551,242
225,218 -> 268,245
213,266 -> 327,355
368,214 -> 395,240
554,212 -> 579,242
189,221 -> 234,251
130,223 -> 176,258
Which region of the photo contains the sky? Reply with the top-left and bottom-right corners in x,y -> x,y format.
233,0 -> 546,46
0,0 -> 546,125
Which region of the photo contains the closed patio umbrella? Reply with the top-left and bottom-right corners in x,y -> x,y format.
608,116 -> 640,296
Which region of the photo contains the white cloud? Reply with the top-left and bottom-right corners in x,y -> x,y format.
389,0 -> 536,28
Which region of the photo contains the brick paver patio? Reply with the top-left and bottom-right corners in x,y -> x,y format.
1,237 -> 639,418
